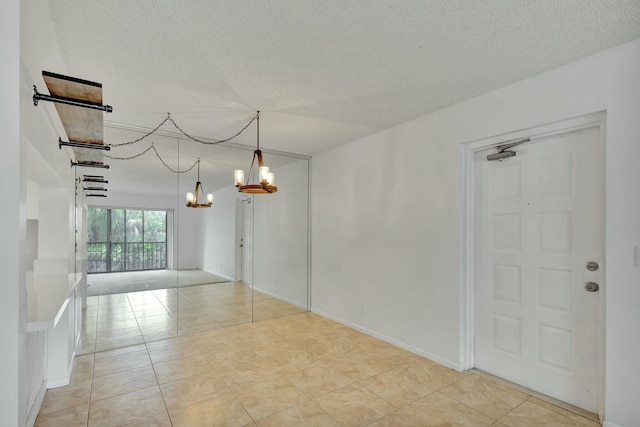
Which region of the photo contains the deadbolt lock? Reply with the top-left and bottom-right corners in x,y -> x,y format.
585,282 -> 599,292
586,261 -> 599,271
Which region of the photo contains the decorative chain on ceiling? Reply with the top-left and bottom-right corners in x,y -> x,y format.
104,143 -> 199,174
104,112 -> 257,173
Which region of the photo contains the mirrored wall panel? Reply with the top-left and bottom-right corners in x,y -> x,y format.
77,121 -> 309,352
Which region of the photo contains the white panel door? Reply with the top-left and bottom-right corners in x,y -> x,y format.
475,126 -> 602,412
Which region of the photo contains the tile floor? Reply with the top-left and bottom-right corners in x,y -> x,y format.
37,285 -> 600,426
78,282 -> 306,354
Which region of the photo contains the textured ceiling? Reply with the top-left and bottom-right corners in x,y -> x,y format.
45,0 -> 640,193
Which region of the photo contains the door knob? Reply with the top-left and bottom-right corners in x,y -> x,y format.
586,261 -> 599,271
585,282 -> 599,292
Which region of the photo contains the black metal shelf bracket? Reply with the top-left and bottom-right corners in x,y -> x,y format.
71,160 -> 109,169
82,175 -> 108,184
33,85 -> 113,113
59,138 -> 110,151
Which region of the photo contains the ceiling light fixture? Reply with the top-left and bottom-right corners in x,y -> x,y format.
186,158 -> 213,208
234,111 -> 277,194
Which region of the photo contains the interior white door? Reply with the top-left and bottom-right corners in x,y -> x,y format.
475,126 -> 602,412
240,198 -> 253,286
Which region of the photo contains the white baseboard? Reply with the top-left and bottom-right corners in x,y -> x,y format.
26,380 -> 46,427
253,287 -> 308,311
603,422 -> 622,427
46,377 -> 71,389
311,307 -> 460,371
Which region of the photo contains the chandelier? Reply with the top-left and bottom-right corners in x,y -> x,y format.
186,158 -> 213,208
234,111 -> 277,194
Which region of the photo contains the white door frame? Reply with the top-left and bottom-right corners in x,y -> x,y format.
459,111 -> 606,416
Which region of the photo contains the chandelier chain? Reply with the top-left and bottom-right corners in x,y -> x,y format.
108,116 -> 172,147
108,113 -> 257,147
105,143 -> 198,174
166,114 -> 256,145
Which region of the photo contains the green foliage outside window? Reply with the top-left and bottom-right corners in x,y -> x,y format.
87,207 -> 167,273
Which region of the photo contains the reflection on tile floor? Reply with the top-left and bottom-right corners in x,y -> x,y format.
78,281 -> 306,354
38,293 -> 600,426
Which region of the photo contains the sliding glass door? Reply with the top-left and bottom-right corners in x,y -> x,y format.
87,207 -> 167,273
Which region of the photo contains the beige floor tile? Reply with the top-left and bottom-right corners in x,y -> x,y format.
70,354 -> 94,383
499,399 -> 600,427
145,335 -> 200,364
202,347 -> 264,371
133,306 -> 170,317
439,374 -> 527,419
138,320 -> 178,334
253,309 -> 283,322
227,324 -> 280,340
122,412 -> 172,427
401,358 -> 469,389
95,319 -> 139,332
97,305 -> 135,317
128,300 -> 165,310
261,348 -> 317,374
143,329 -> 180,343
98,294 -> 129,304
94,342 -> 147,360
215,361 -> 281,390
90,364 -> 158,402
399,392 -> 494,427
359,369 -> 434,407
314,384 -> 397,427
169,392 -> 253,427
178,317 -> 221,334
188,326 -> 232,340
160,372 -> 229,411
136,313 -> 176,328
96,325 -> 142,343
236,336 -> 292,353
365,411 -> 423,427
215,314 -> 253,327
34,404 -> 89,427
152,352 -> 214,384
93,345 -> 151,378
285,361 -> 353,398
256,400 -> 340,427
39,380 -> 91,415
235,376 -> 309,419
88,386 -> 166,427
95,335 -> 145,352
329,351 -> 395,381
190,331 -> 239,354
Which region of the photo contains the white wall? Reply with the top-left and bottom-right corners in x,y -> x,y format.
201,185 -> 237,279
0,1 -> 22,424
311,39 -> 640,425
2,1 -> 79,424
89,192 -> 202,270
253,159 -> 309,308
